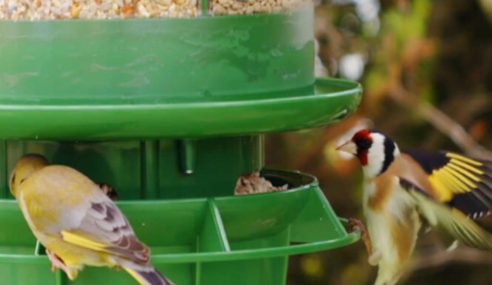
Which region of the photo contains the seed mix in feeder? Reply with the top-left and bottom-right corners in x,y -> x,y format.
0,0 -> 198,20
210,0 -> 311,15
235,171 -> 288,195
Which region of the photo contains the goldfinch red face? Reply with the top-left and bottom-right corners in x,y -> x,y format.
337,129 -> 399,178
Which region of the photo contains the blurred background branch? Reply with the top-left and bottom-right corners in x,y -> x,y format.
388,81 -> 492,159
406,247 -> 492,275
267,0 -> 492,284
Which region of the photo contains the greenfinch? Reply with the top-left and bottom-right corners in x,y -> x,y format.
9,154 -> 174,285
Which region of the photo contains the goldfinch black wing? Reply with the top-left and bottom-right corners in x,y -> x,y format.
404,149 -> 492,219
399,178 -> 492,250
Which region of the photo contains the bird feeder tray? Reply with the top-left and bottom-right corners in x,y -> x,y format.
0,4 -> 360,140
0,3 -> 362,285
0,78 -> 359,140
0,170 -> 358,285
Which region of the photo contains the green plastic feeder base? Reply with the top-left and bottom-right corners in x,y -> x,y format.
0,4 -> 361,141
0,170 -> 358,285
0,3 -> 362,284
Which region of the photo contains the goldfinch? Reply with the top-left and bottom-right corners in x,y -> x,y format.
9,154 -> 174,285
337,129 -> 492,285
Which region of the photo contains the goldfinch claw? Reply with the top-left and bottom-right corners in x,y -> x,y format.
368,251 -> 382,266
348,218 -> 373,257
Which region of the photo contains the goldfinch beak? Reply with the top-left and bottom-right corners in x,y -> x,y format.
336,141 -> 357,156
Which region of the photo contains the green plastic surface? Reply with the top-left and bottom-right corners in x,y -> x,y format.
0,136 -> 263,199
0,170 -> 359,285
0,3 -> 361,140
0,78 -> 360,140
0,6 -> 313,101
0,3 -> 362,284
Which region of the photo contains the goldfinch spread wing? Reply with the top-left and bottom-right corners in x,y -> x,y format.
404,149 -> 492,219
61,197 -> 149,265
399,178 -> 492,250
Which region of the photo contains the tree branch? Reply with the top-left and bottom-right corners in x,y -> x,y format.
400,247 -> 492,283
388,84 -> 492,160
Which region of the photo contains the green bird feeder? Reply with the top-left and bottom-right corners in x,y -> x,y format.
0,2 -> 361,284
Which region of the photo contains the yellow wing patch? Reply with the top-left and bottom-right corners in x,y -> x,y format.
429,153 -> 483,202
61,230 -> 109,252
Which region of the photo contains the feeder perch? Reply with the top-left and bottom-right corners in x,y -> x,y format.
0,2 -> 361,284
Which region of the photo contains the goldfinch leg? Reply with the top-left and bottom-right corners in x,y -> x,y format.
368,250 -> 381,266
348,218 -> 373,256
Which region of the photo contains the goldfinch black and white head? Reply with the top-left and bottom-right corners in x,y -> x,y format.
337,129 -> 400,178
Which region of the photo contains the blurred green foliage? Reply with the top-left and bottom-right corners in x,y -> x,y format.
266,0 -> 492,284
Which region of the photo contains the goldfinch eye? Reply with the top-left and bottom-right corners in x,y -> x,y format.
355,138 -> 373,150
